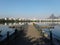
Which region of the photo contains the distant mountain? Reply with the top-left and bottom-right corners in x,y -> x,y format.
57,16 -> 60,19
48,14 -> 58,19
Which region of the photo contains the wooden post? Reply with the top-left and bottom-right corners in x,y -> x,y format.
15,29 -> 17,34
50,30 -> 53,45
42,31 -> 45,38
14,29 -> 18,39
7,31 -> 10,45
0,30 -> 2,37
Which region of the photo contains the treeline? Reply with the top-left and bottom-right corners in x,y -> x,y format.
0,19 -> 15,23
0,18 -> 60,23
0,19 -> 39,23
41,20 -> 60,22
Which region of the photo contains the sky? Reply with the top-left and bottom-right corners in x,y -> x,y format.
0,0 -> 60,19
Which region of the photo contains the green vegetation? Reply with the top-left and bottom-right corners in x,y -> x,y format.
0,18 -> 39,23
0,18 -> 60,23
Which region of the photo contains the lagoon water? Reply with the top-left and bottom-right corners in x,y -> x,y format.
36,22 -> 60,40
0,24 -> 15,41
0,22 -> 60,41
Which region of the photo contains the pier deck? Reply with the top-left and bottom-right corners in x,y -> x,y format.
26,24 -> 41,42
0,23 -> 51,45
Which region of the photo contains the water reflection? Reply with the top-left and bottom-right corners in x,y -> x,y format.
0,25 -> 15,41
3,22 -> 25,26
0,22 -> 60,26
36,22 -> 60,40
0,22 -> 60,41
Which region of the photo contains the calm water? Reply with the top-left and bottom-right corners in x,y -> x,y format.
0,22 -> 26,41
36,22 -> 60,40
0,22 -> 60,41
0,24 -> 15,41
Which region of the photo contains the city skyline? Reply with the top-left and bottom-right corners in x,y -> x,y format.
0,0 -> 60,18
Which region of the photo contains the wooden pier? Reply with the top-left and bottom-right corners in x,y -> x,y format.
0,23 -> 59,45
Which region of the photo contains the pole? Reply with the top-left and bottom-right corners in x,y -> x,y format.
15,29 -> 18,39
7,31 -> 10,45
50,30 -> 53,45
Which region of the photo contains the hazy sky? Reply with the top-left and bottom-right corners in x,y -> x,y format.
0,0 -> 60,18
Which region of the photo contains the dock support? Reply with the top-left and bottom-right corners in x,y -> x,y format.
14,29 -> 18,39
7,31 -> 10,45
50,30 -> 53,45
